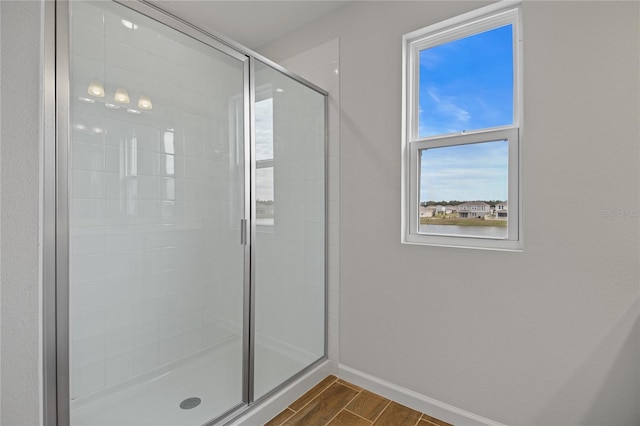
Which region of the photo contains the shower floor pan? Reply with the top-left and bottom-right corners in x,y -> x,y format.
70,337 -> 314,426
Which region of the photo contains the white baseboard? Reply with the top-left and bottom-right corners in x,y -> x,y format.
229,359 -> 338,426
338,364 -> 506,426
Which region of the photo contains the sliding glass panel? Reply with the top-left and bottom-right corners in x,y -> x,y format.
253,61 -> 326,399
68,1 -> 245,424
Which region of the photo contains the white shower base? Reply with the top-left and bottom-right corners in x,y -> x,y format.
71,336 -> 317,426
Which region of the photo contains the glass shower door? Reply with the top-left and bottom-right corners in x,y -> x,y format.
253,61 -> 326,399
67,1 -> 247,424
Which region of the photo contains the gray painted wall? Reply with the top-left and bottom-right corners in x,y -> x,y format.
1,1 -> 43,424
259,1 -> 640,425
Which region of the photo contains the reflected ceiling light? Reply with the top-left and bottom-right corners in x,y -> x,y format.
88,80 -> 105,97
127,108 -> 142,115
92,127 -> 104,134
78,97 -> 95,103
114,88 -> 130,104
74,123 -> 86,130
138,94 -> 153,110
105,103 -> 120,109
275,88 -> 284,93
121,19 -> 138,30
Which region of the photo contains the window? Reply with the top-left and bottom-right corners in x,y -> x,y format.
402,2 -> 522,250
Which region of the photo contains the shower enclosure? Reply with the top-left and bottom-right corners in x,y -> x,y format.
50,1 -> 327,424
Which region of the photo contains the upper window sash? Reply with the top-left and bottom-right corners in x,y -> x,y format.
405,4 -> 521,142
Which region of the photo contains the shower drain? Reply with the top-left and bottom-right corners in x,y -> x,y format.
180,397 -> 202,410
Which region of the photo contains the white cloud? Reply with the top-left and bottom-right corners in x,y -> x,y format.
419,141 -> 508,201
425,87 -> 471,127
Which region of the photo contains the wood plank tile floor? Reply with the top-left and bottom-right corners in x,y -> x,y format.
265,375 -> 454,426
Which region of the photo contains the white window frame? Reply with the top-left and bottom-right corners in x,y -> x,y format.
401,1 -> 523,251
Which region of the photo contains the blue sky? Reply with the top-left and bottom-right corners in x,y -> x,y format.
420,141 -> 508,202
418,24 -> 512,202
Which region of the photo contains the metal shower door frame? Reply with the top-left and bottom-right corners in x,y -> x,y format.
43,1 -> 329,425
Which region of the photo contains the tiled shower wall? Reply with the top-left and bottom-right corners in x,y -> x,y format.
69,1 -> 245,399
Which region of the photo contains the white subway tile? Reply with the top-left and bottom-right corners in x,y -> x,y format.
72,170 -> 105,199
71,255 -> 106,285
71,141 -> 105,171
105,39 -> 135,72
157,293 -> 180,319
182,328 -> 204,356
158,178 -> 175,201
71,310 -> 106,341
133,124 -> 160,152
105,117 -> 133,146
182,112 -> 205,138
184,156 -> 202,179
70,281 -> 107,314
103,277 -> 132,308
72,362 -> 106,399
104,172 -> 123,199
104,145 -> 122,174
158,336 -> 182,366
132,24 -> 159,55
136,200 -> 161,225
137,150 -> 160,176
70,228 -> 106,257
136,295 -> 160,320
181,310 -> 203,334
105,199 -> 135,227
105,329 -> 134,358
105,352 -> 134,387
103,252 -> 139,279
104,10 -> 133,45
134,319 -> 160,350
159,315 -> 182,340
159,269 -> 180,295
72,334 -> 105,369
105,303 -> 134,334
134,53 -> 162,87
136,175 -> 160,199
72,27 -> 105,62
183,134 -> 205,158
133,343 -> 159,375
105,226 -> 142,253
71,2 -> 104,36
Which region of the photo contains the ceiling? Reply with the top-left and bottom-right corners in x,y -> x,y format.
149,1 -> 350,50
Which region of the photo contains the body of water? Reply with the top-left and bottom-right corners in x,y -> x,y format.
419,224 -> 507,238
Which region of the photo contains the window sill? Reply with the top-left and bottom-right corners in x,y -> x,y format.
402,234 -> 523,252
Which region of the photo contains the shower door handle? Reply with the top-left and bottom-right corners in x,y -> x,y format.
240,219 -> 247,245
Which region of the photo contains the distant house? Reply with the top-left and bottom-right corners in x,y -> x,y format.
419,206 -> 436,217
434,205 -> 445,214
444,205 -> 457,214
495,201 -> 508,219
457,201 -> 491,218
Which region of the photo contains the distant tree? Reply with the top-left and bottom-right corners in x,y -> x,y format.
422,199 -> 505,206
